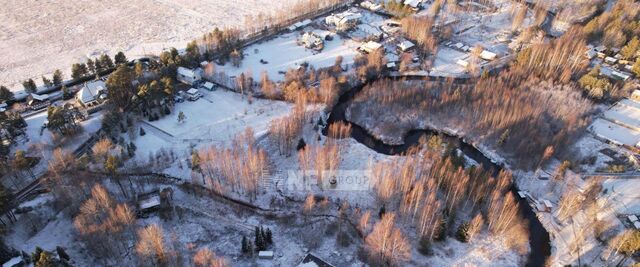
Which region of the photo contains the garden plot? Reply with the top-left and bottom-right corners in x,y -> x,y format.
216,32 -> 360,81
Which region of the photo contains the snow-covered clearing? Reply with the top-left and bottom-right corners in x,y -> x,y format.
430,47 -> 470,77
216,32 -> 360,82
135,89 -> 292,160
589,118 -> 640,147
0,0 -> 299,91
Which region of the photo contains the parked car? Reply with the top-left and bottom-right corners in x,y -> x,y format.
174,95 -> 184,103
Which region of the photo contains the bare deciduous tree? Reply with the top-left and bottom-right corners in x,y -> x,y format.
193,247 -> 228,267
136,224 -> 167,266
364,213 -> 411,266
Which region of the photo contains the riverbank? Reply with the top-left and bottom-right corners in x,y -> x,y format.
324,77 -> 552,267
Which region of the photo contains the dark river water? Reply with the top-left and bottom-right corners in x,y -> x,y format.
322,79 -> 550,267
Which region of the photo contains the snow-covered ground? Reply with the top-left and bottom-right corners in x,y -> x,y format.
430,47 -> 470,77
8,109 -> 103,187
135,89 -> 292,161
216,32 -> 360,82
0,0 -> 300,91
589,118 -> 640,146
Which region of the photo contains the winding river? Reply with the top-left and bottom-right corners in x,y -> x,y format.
322,79 -> 551,267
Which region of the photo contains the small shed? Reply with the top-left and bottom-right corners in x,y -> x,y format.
634,221 -> 640,230
542,199 -> 553,212
386,62 -> 397,70
201,82 -> 216,91
456,59 -> 469,68
28,93 -> 50,110
137,190 -> 162,214
185,88 -> 201,101
604,56 -> 618,65
628,215 -> 639,223
480,50 -> 497,60
297,253 -> 334,267
360,41 -> 383,54
258,251 -> 274,259
398,40 -> 415,52
517,191 -> 527,199
361,1 -> 382,11
403,0 -> 422,9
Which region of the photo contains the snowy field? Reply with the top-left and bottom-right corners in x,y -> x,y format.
603,101 -> 640,131
0,0 -> 299,91
589,118 -> 640,146
136,89 -> 292,160
430,47 -> 470,77
216,32 -> 360,82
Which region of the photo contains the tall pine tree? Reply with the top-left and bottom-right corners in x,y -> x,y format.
265,228 -> 273,245
241,236 -> 249,254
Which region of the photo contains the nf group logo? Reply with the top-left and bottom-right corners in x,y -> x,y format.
284,170 -> 372,191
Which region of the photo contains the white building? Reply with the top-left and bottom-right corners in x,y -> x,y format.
297,253 -> 335,267
76,80 -> 107,106
361,0 -> 382,11
604,56 -> 618,65
404,0 -> 423,9
185,88 -> 202,101
201,82 -> 216,91
456,59 -> 469,68
359,41 -> 383,54
177,67 -> 203,85
326,11 -> 362,31
397,40 -> 415,52
300,32 -> 324,50
357,24 -> 383,40
258,251 -> 274,259
479,50 -> 497,60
